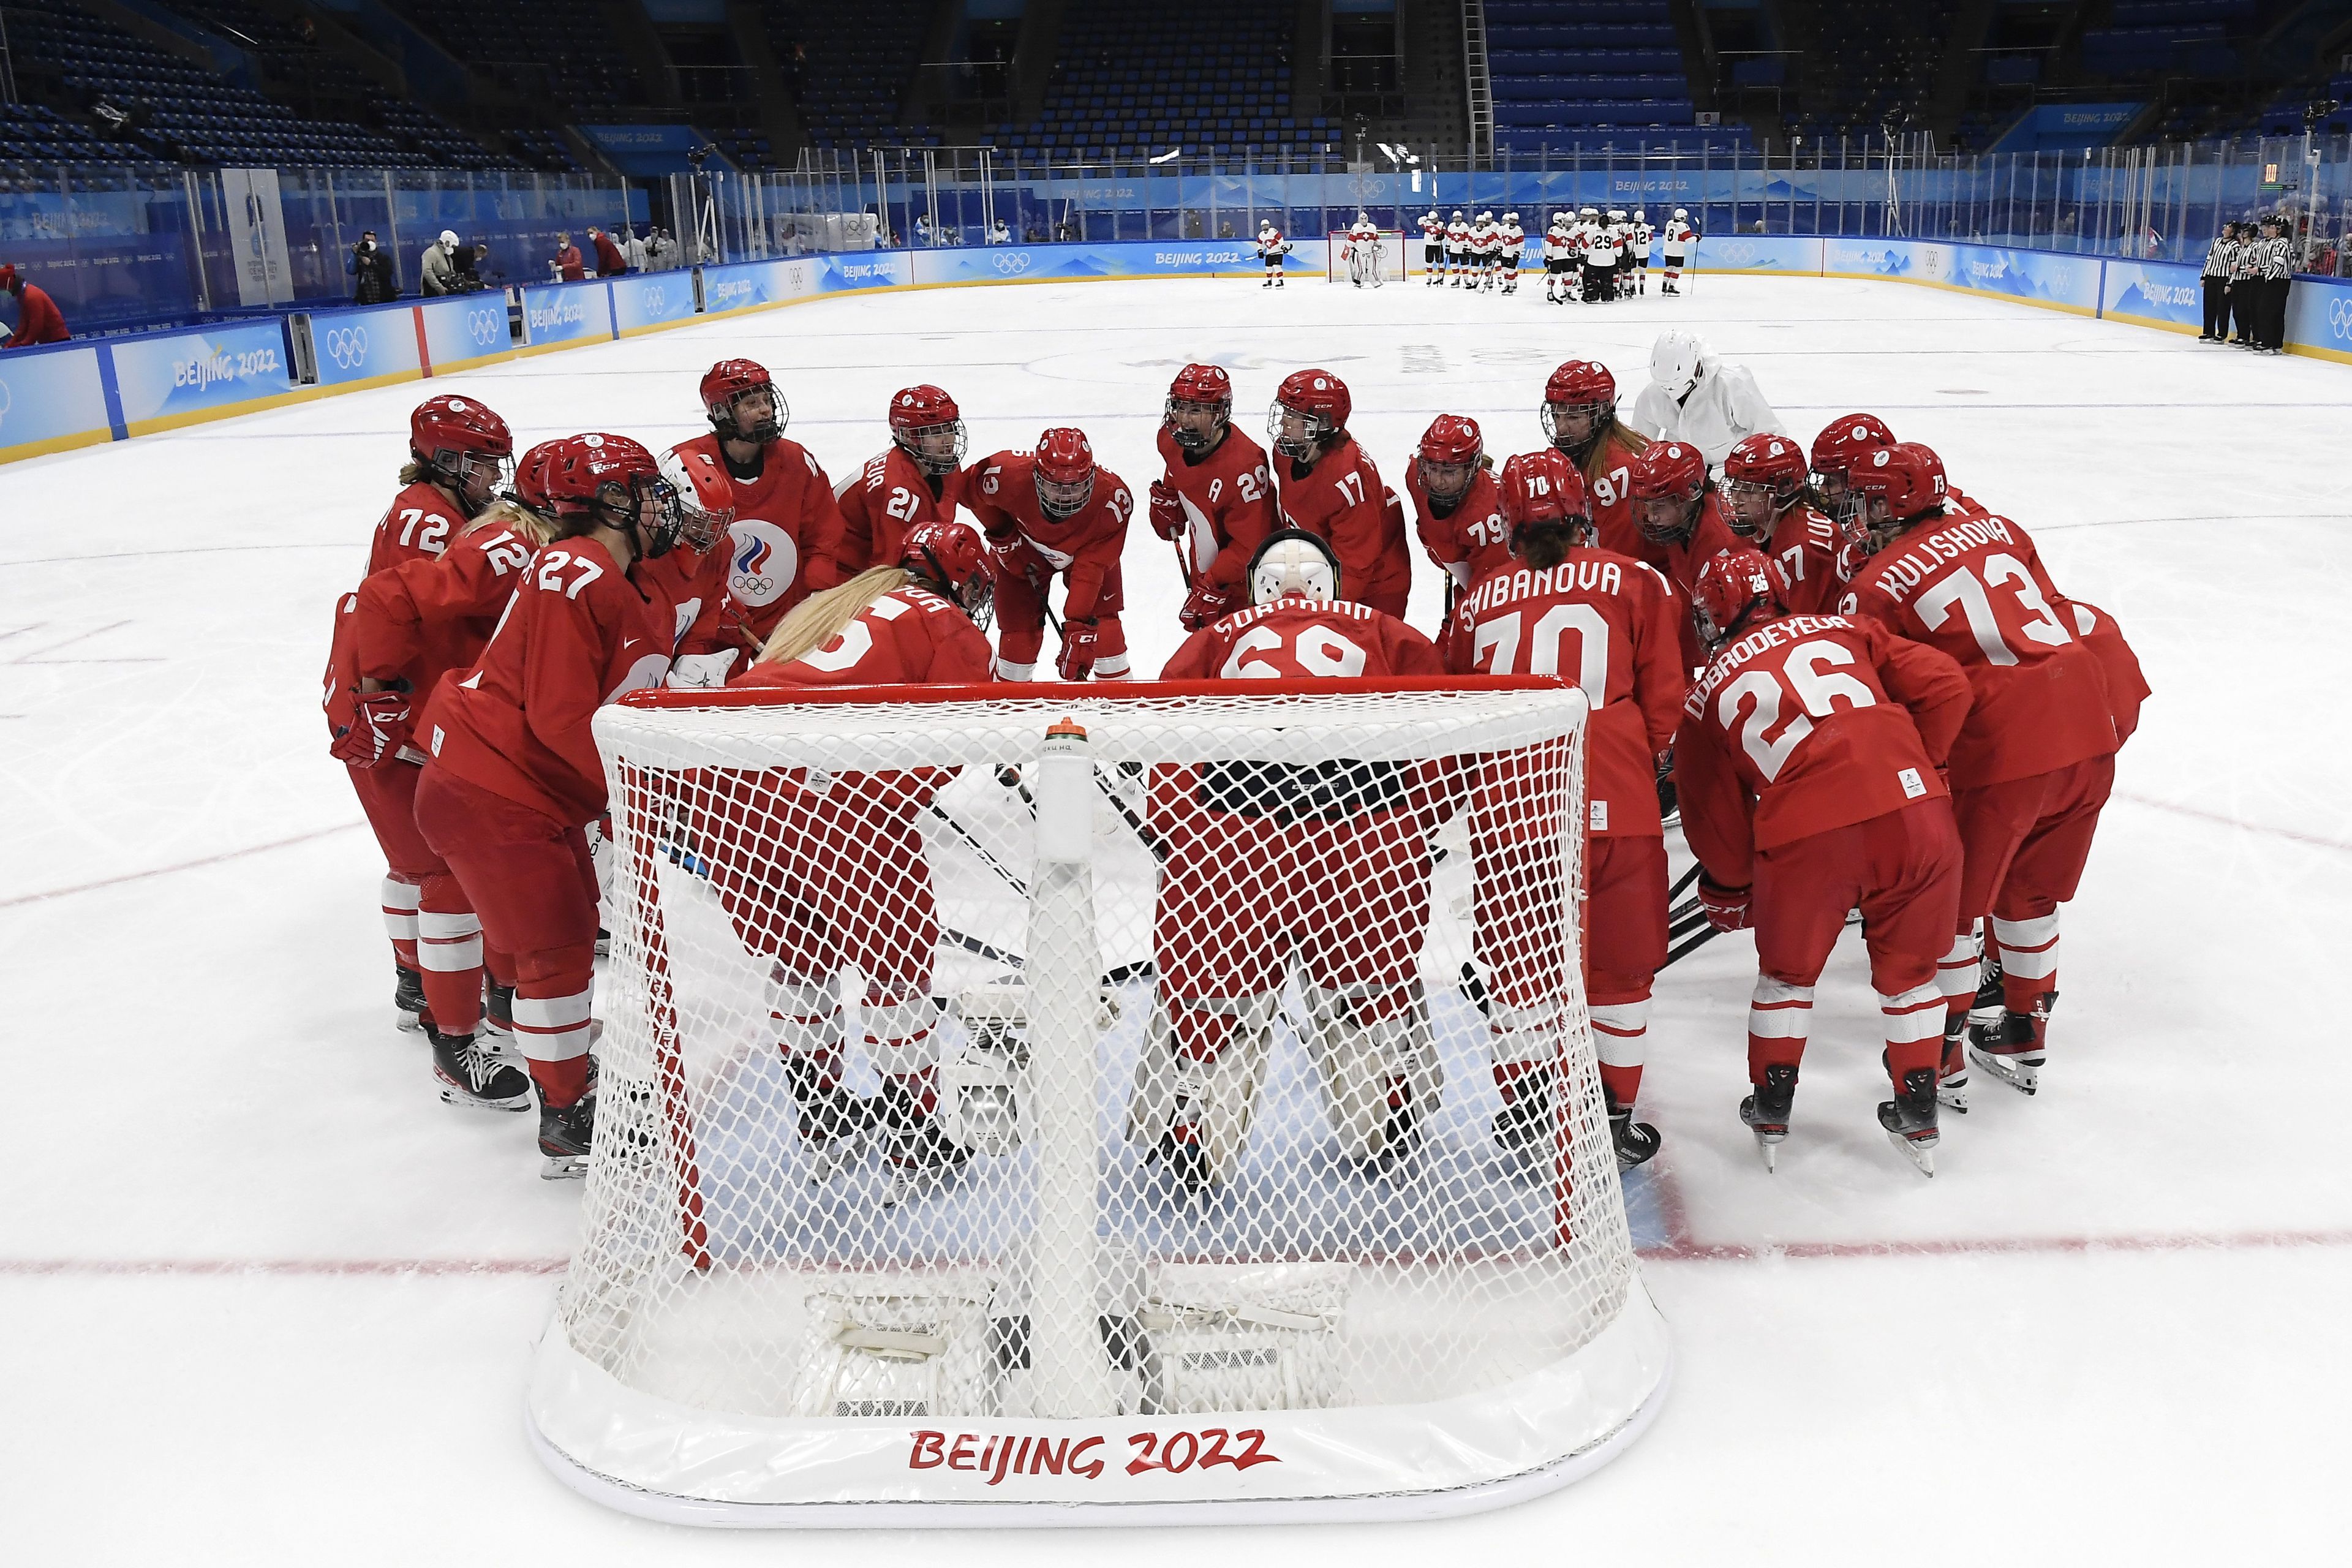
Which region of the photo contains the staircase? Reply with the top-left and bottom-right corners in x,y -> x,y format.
1463,0 -> 1494,158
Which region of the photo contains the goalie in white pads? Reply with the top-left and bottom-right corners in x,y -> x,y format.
690,521 -> 998,1203
1130,531 -> 1449,1196
1345,211 -> 1384,288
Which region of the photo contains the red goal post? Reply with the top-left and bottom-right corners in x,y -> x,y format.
1325,227 -> 1408,281
529,676 -> 1668,1525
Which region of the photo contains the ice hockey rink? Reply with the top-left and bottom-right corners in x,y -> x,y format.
4,264 -> 2346,1561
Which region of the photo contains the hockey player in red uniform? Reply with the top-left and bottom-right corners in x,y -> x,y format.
826,383 -> 969,582
1150,363 -> 1278,630
662,358 -> 846,649
1809,413 -> 1987,540
1839,443 -> 2121,1101
1405,415 -> 1510,607
1540,360 -> 1651,559
328,394 -> 513,1037
964,427 -> 1136,680
1136,531 -> 1446,1194
1721,432 -> 1844,614
331,440 -> 565,1109
410,434 -> 685,1177
689,521 -> 997,1201
1444,450 -> 1684,1168
1675,548 -> 1975,1174
1268,369 -> 1412,617
1627,438 -> 1740,673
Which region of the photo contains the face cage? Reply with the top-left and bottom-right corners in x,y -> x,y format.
713,386 -> 786,444
1035,468 -> 1095,520
435,448 -> 515,514
1816,470 -> 1866,539
1540,399 -> 1609,458
1268,402 -> 1332,462
1719,476 -> 1788,540
597,473 -> 688,558
1164,396 -> 1231,451
894,419 -> 968,476
938,563 -> 996,633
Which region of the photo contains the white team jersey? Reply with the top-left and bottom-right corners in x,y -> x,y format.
1662,222 -> 1697,255
1630,358 -> 1785,467
1544,228 -> 1571,262
1257,231 -> 1288,259
1348,221 -> 1380,246
1501,224 -> 1526,254
1418,216 -> 1443,243
1447,223 -> 1471,251
1469,224 -> 1499,255
1585,224 -> 1615,266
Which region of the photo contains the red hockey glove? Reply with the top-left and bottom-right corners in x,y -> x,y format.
1148,479 -> 1186,541
330,689 -> 413,768
1697,876 -> 1752,933
1056,620 -> 1100,682
1179,582 -> 1242,631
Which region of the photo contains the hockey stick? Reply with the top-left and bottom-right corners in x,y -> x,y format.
1660,921 -> 1722,969
1095,760 -> 1167,863
925,802 -> 1028,899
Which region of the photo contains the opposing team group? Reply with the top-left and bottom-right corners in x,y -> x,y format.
1415,206 -> 1700,301
322,349 -> 2143,1186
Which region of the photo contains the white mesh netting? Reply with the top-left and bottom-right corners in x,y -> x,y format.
532,681 -> 1665,1520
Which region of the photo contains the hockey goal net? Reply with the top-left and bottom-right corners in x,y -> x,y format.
1325,227 -> 1406,282
530,678 -> 1667,1524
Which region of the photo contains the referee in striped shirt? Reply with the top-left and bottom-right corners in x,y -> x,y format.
2199,225 -> 2236,341
2247,216 -> 2293,354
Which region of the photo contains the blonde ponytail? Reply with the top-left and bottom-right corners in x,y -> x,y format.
758,566 -> 911,666
462,497 -> 557,549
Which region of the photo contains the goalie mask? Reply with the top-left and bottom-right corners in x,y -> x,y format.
700,357 -> 786,445
889,383 -> 967,477
1268,369 -> 1350,462
1415,415 -> 1484,505
1031,426 -> 1097,519
1719,434 -> 1807,541
1248,529 -> 1341,606
655,446 -> 729,554
1164,363 -> 1234,453
546,432 -> 689,559
409,394 -> 514,518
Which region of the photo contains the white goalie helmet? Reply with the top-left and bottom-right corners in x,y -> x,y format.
1248,529 -> 1341,606
1650,328 -> 1707,403
1356,210 -> 1371,225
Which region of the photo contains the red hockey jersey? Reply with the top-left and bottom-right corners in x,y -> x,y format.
962,449 -> 1134,620
826,445 -> 967,585
363,479 -> 469,576
1675,612 -> 1973,886
666,432 -> 845,643
733,584 -> 995,689
2056,597 -> 2149,748
349,519 -> 538,715
1406,462 -> 1512,590
1273,436 -> 1412,613
1840,510 -> 2117,789
1159,594 -> 1443,681
1759,504 -> 1845,616
1444,550 -> 1685,839
423,537 -> 673,824
1156,424 -> 1278,594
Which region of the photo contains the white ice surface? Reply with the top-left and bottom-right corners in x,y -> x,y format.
3,274 -> 2348,1561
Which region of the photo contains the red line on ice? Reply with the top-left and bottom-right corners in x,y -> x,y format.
0,823 -> 366,909
2114,792 -> 2352,854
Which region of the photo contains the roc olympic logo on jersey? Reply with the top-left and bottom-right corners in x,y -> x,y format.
2328,296 -> 2352,342
992,251 -> 1033,276
727,519 -> 797,606
323,326 -> 369,369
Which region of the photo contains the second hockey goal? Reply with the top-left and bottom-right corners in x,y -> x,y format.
1326,228 -> 1406,283
530,677 -> 1667,1525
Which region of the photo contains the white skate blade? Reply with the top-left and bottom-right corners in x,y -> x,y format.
881,1162 -> 959,1208
436,1079 -> 532,1114
804,1137 -> 861,1186
1937,1082 -> 1970,1113
1886,1129 -> 1938,1177
540,1152 -> 588,1181
396,1011 -> 426,1034
1968,1046 -> 2041,1096
1755,1132 -> 1781,1173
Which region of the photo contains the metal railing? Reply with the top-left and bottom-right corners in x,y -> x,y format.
1461,0 -> 1493,164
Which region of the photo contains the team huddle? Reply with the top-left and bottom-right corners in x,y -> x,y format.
1417,206 -> 1700,301
322,348 -> 2144,1187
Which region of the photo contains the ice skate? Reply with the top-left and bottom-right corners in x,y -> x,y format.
431,1022 -> 532,1112
784,1055 -> 872,1183
1492,1074 -> 1552,1172
481,979 -> 514,1042
1877,1066 -> 1940,1177
1610,1104 -> 1662,1168
394,962 -> 428,1032
1968,951 -> 2006,1030
1740,1063 -> 1798,1172
879,1075 -> 970,1206
537,1088 -> 598,1179
1969,994 -> 2052,1096
1937,1019 -> 1970,1112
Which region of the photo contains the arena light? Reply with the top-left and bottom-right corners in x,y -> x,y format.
1149,147 -> 1181,165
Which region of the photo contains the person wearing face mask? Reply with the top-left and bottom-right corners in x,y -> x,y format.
348,229 -> 398,304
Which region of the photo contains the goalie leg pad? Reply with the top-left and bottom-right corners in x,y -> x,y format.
767,969 -> 843,1059
862,988 -> 941,1076
1303,982 -> 1442,1164
1127,993 -> 1275,1188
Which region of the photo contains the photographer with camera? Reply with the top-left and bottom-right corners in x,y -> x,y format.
347,230 -> 398,304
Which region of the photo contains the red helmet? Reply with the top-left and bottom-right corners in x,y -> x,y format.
699,358 -> 785,443
1032,427 -> 1096,519
1498,449 -> 1593,546
1844,441 -> 1948,551
1268,369 -> 1350,460
889,384 -> 966,476
543,432 -> 689,559
1540,360 -> 1617,456
1415,414 -> 1484,503
510,438 -> 564,516
1166,363 -> 1233,452
1720,432 -> 1809,540
1629,440 -> 1708,545
1691,547 -> 1783,649
901,519 -> 995,630
409,394 -> 512,514
1809,413 -> 1896,483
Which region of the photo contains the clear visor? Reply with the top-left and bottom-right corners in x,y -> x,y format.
1418,455 -> 1477,502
